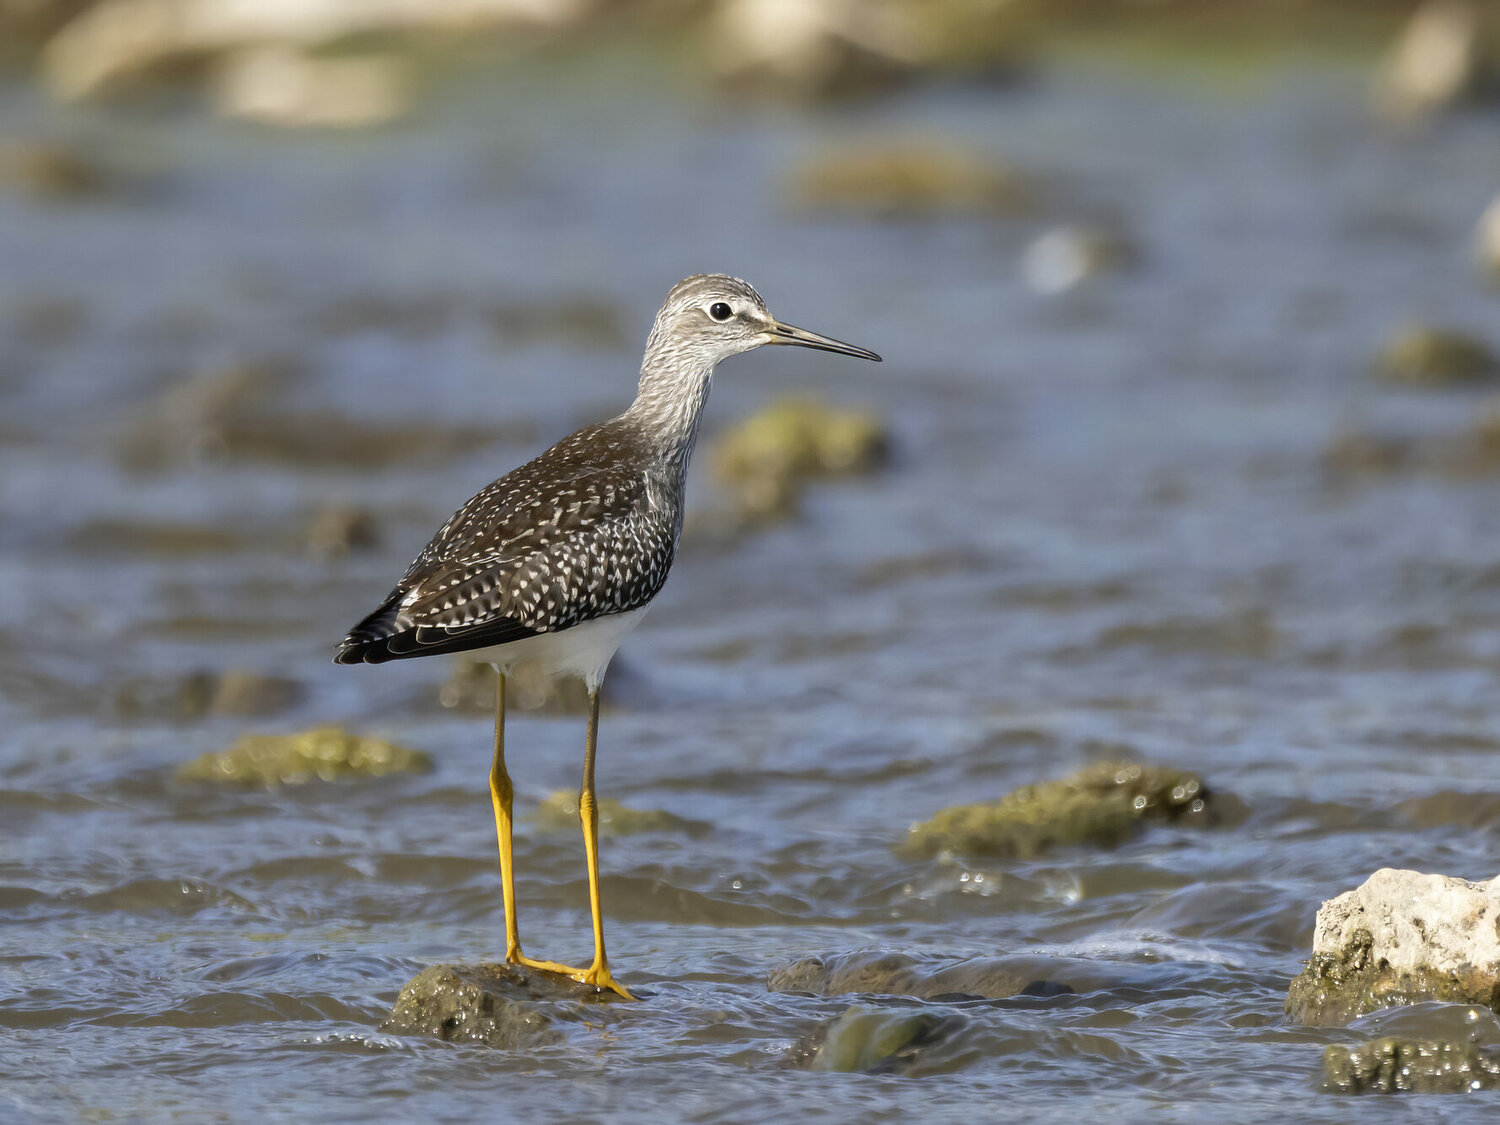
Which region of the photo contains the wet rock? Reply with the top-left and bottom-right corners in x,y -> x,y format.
1376,1 -> 1499,125
303,504 -> 379,560
116,668 -> 302,720
530,790 -> 709,838
702,0 -> 919,100
787,1005 -> 953,1074
1323,1037 -> 1500,1094
1374,324 -> 1499,385
898,760 -> 1211,860
42,0 -> 590,101
212,47 -> 409,128
788,141 -> 1029,217
0,139 -> 107,200
1021,224 -> 1137,295
769,950 -> 1079,1001
177,725 -> 431,785
710,397 -> 888,524
1285,868 -> 1500,1027
380,963 -> 573,1049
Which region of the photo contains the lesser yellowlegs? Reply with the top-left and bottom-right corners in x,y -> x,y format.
334,274 -> 880,998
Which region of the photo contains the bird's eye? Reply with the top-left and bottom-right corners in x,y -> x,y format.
708,302 -> 733,322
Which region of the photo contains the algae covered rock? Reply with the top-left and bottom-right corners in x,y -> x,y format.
1323,1038 -> 1500,1094
177,725 -> 431,786
899,760 -> 1210,860
530,790 -> 709,838
1374,324 -> 1499,385
786,1006 -> 954,1074
1286,868 -> 1500,1027
714,397 -> 887,482
710,397 -> 888,523
380,963 -> 569,1049
788,141 -> 1029,217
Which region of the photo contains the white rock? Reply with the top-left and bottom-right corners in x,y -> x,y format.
1021,225 -> 1135,296
1312,868 -> 1500,977
213,48 -> 409,128
43,0 -> 589,101
1377,0 -> 1491,124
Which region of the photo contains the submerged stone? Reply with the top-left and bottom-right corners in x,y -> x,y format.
530,790 -> 709,838
177,725 -> 431,786
1323,1037 -> 1500,1094
380,963 -> 572,1049
769,950 -> 1079,1001
787,1006 -> 953,1074
1285,868 -> 1500,1027
898,760 -> 1211,860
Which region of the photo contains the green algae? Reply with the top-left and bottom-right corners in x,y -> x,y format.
1286,928 -> 1500,1027
787,1006 -> 954,1074
898,760 -> 1210,860
176,725 -> 431,786
1374,325 -> 1499,385
708,397 -> 888,524
1323,1037 -> 1500,1094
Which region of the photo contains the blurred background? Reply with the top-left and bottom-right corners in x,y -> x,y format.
3,1 -> 1500,1119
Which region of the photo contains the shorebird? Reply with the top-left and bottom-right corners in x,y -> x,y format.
334,275 -> 880,998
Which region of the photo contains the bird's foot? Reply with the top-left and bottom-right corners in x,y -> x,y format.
508,952 -> 637,1000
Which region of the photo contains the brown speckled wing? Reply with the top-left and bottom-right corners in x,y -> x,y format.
334,422 -> 676,665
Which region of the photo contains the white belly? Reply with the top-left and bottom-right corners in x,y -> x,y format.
467,606 -> 648,691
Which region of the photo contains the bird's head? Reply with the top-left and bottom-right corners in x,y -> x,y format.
647,274 -> 882,369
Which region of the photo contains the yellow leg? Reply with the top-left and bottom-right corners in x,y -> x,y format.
575,686 -> 635,999
490,670 -> 577,976
489,670 -> 526,962
488,670 -> 634,997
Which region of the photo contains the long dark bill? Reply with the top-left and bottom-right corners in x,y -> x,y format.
769,320 -> 882,362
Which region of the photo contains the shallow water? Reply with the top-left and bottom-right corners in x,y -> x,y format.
2,50 -> 1500,1121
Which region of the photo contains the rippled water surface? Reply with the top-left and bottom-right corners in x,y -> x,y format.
3,51 -> 1500,1122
